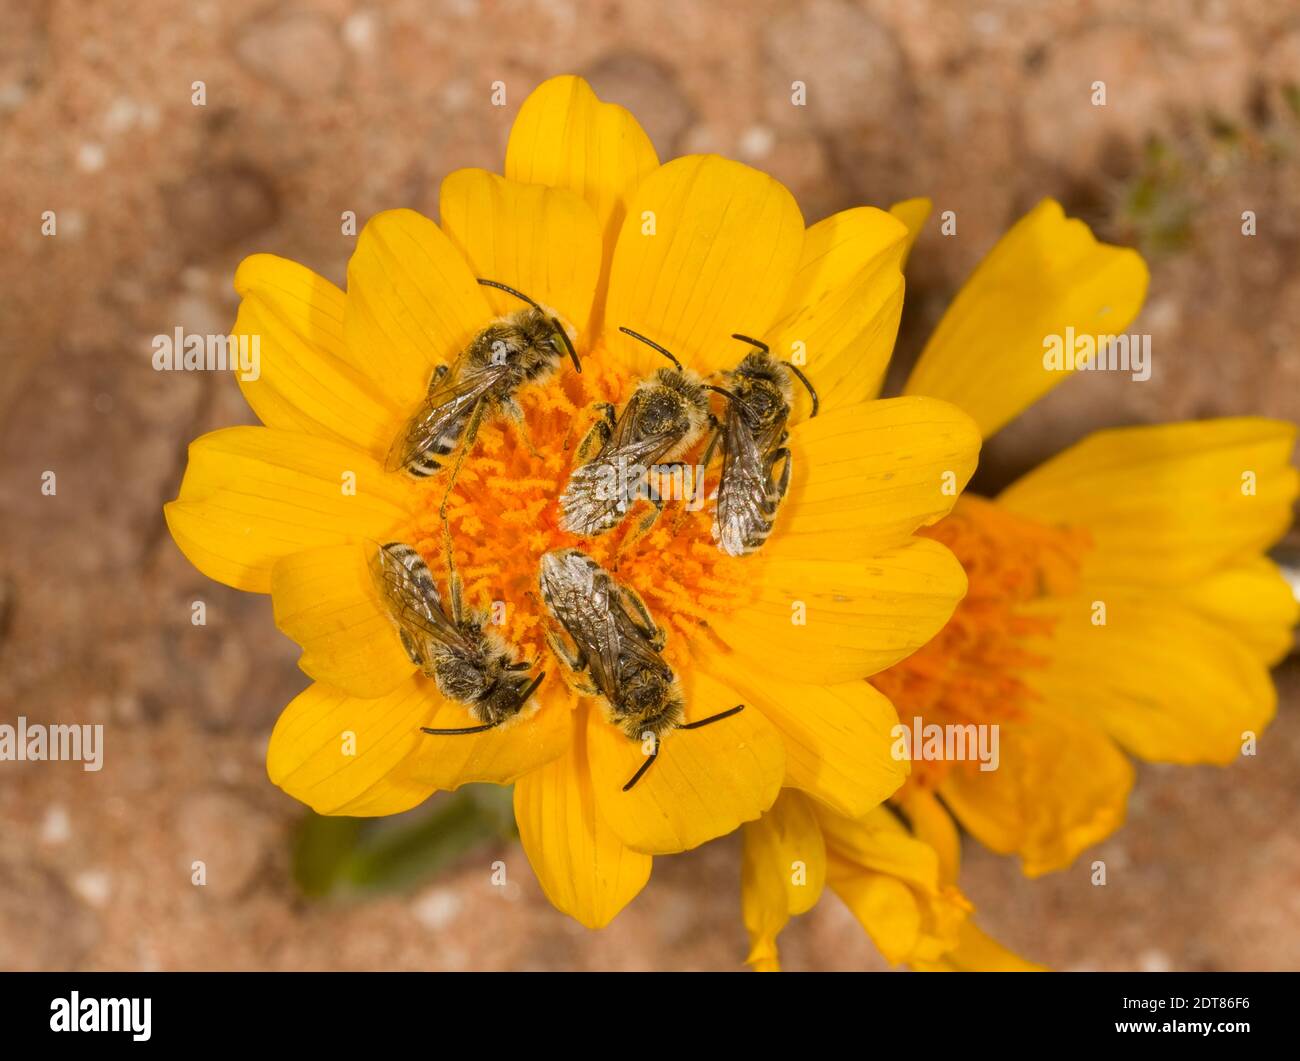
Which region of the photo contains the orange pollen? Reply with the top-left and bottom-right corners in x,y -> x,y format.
402,348 -> 754,672
870,493 -> 1092,788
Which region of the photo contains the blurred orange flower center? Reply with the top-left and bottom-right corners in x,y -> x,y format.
871,494 -> 1092,788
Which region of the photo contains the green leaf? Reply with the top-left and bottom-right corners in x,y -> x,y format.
292,784 -> 517,900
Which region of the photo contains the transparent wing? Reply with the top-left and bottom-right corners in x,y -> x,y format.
540,554 -> 624,701
560,392 -> 690,534
714,407 -> 771,556
370,545 -> 477,656
385,357 -> 505,472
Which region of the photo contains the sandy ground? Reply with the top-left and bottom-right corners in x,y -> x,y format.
1,0 -> 1298,970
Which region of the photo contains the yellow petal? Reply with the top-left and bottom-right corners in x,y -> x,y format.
764,396 -> 981,562
912,921 -> 1048,972
889,197 -> 932,267
164,426 -> 411,593
897,786 -> 961,886
741,790 -> 826,971
763,207 -> 908,415
699,652 -> 907,818
710,539 -> 969,684
268,677 -> 570,815
999,418 -> 1299,586
586,667 -> 784,854
904,199 -> 1149,438
939,700 -> 1134,876
267,678 -> 437,816
815,803 -> 970,964
505,74 -> 659,329
344,208 -> 492,412
396,678 -> 573,791
514,705 -> 652,929
604,155 -> 804,375
232,254 -> 401,458
1022,590 -> 1277,765
439,168 -> 601,344
270,544 -> 415,699
1173,558 -> 1300,666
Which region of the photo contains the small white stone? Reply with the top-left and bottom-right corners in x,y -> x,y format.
77,143 -> 106,173
41,805 -> 71,845
72,869 -> 112,909
342,11 -> 376,51
412,888 -> 462,930
739,125 -> 776,161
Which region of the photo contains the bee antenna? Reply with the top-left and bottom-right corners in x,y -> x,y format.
515,670 -> 546,706
707,384 -> 737,403
553,318 -> 582,374
678,703 -> 745,730
782,361 -> 820,418
730,333 -> 770,354
421,721 -> 501,735
477,278 -> 541,310
619,327 -> 683,371
622,740 -> 659,791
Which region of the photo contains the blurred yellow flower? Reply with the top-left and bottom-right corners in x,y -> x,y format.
740,198 -> 1298,969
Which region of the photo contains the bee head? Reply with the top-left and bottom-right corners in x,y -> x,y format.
730,356 -> 791,431
433,654 -> 491,704
618,666 -> 684,740
476,666 -> 540,726
635,368 -> 709,441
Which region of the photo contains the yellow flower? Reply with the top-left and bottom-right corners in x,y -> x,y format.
163,76 -> 982,928
741,198 -> 1298,969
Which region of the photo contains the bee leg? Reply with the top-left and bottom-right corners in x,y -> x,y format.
427,364 -> 450,392
546,627 -> 587,672
616,584 -> 665,650
700,423 -> 723,471
510,669 -> 546,708
504,397 -> 543,460
397,628 -> 424,667
439,399 -> 489,522
442,522 -> 464,627
766,447 -> 792,503
575,403 -> 616,462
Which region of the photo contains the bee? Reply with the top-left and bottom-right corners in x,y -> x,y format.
559,328 -> 710,538
386,279 -> 582,517
369,536 -> 544,734
705,334 -> 819,556
538,548 -> 744,790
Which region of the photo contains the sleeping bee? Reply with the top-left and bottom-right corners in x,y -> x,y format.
559,328 -> 710,538
386,279 -> 581,517
705,334 -> 819,556
369,538 -> 544,734
538,548 -> 743,790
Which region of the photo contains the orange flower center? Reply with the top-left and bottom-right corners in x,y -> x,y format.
401,349 -> 754,672
871,494 -> 1092,788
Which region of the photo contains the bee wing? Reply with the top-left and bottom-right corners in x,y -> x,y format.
560,392 -> 690,534
385,357 -> 505,472
540,555 -> 624,701
714,406 -> 772,556
370,546 -> 477,656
